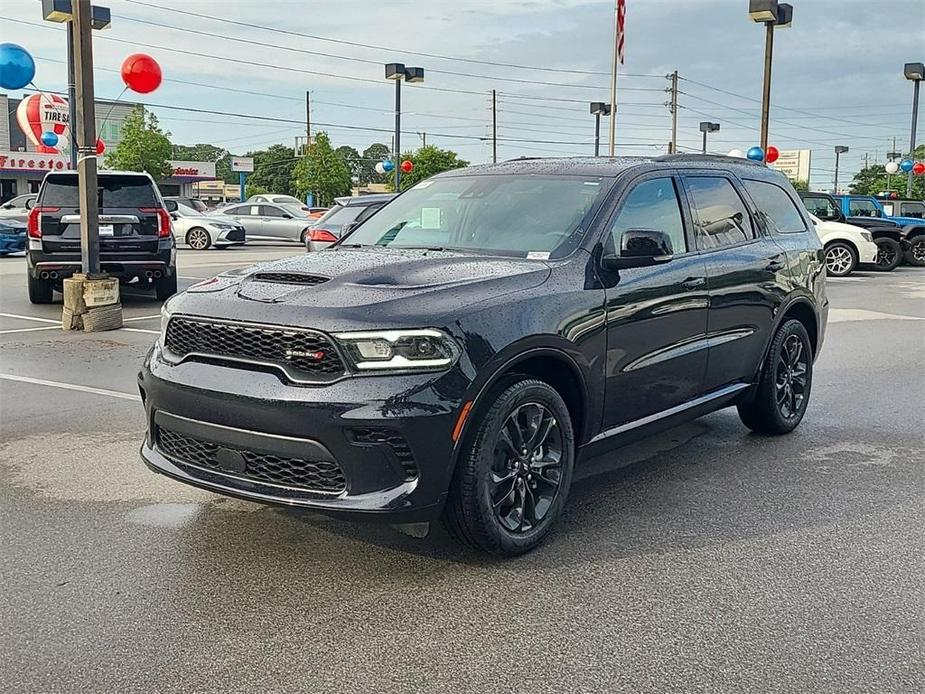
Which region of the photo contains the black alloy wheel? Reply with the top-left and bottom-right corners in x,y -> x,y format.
906,237 -> 925,267
775,334 -> 808,420
444,378 -> 575,555
872,237 -> 902,271
737,318 -> 813,435
490,402 -> 564,533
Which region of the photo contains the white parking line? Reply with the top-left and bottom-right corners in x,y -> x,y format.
123,315 -> 161,322
0,312 -> 60,324
0,325 -> 61,335
0,373 -> 141,401
121,327 -> 160,335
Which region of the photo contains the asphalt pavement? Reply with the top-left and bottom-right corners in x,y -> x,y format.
0,248 -> 922,694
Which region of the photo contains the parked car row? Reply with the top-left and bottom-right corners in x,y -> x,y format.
799,192 -> 925,275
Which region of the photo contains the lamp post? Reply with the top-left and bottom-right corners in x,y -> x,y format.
903,62 -> 923,197
834,145 -> 849,193
749,1 -> 793,151
590,102 -> 611,157
699,121 -> 721,154
42,0 -> 110,170
385,63 -> 424,191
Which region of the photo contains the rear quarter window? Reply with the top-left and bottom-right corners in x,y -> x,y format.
743,179 -> 807,233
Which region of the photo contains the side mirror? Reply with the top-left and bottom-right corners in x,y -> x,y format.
1,203 -> 12,209
170,212 -> 179,220
25,199 -> 35,210
281,213 -> 292,219
602,229 -> 674,270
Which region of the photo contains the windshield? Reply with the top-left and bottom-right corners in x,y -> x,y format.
342,174 -> 607,256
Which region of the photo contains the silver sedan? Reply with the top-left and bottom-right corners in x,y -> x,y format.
220,202 -> 314,244
165,201 -> 246,250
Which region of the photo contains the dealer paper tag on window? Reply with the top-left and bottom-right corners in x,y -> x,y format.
526,251 -> 550,260
421,207 -> 442,229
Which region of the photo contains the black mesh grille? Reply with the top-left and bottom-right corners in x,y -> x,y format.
252,272 -> 328,286
157,427 -> 346,493
164,317 -> 345,381
350,428 -> 419,481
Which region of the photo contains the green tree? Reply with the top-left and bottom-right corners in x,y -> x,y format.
395,145 -> 468,191
245,183 -> 268,198
335,145 -> 362,182
850,145 -> 925,198
291,132 -> 352,206
104,106 -> 173,179
246,144 -> 297,195
788,178 -> 809,192
361,142 -> 391,184
172,143 -> 234,183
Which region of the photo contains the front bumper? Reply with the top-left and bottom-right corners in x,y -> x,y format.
138,342 -> 466,522
858,239 -> 879,264
213,226 -> 246,245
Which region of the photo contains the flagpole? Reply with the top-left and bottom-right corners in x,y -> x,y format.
607,0 -> 620,156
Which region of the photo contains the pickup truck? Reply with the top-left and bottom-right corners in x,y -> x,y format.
800,192 -> 908,271
834,194 -> 925,267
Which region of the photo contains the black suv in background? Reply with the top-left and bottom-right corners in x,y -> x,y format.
27,171 -> 177,303
141,155 -> 827,555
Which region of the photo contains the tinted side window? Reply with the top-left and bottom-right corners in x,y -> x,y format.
743,179 -> 806,233
261,205 -> 286,217
41,175 -> 156,207
900,202 -> 925,219
803,196 -> 839,220
685,177 -> 755,250
610,178 -> 687,254
848,199 -> 880,217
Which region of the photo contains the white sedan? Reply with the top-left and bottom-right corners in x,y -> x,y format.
810,213 -> 878,277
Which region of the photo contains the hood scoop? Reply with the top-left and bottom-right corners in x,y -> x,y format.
236,273 -> 328,303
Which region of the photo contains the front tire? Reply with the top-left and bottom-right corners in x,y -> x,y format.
185,227 -> 211,250
27,272 -> 54,304
824,241 -> 857,277
737,319 -> 812,435
905,236 -> 925,267
871,237 -> 902,272
443,379 -> 575,556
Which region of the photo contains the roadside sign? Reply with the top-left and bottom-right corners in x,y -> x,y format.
231,157 -> 254,173
770,149 -> 812,182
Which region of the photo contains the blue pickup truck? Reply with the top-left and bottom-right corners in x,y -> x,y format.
834,195 -> 925,268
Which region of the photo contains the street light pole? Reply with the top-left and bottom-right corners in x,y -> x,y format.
385,63 -> 424,191
834,145 -> 849,193
590,102 -> 611,157
750,1 -> 792,152
903,62 -> 924,197
699,121 -> 720,154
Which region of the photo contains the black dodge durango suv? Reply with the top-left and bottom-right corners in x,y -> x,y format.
27,171 -> 177,303
140,155 -> 828,555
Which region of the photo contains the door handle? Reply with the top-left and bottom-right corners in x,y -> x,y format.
681,276 -> 705,290
765,260 -> 784,272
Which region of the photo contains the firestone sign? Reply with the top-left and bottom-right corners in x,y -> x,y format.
0,151 -> 73,173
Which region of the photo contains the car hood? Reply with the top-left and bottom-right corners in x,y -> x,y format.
173,246 -> 551,332
816,219 -> 871,238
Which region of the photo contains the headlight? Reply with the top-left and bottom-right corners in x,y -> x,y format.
860,231 -> 873,242
333,329 -> 461,372
160,297 -> 176,344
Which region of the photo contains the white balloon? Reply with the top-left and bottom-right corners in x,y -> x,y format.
885,161 -> 899,175
726,148 -> 745,158
374,162 -> 386,174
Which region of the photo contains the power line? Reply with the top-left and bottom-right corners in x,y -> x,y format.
122,0 -> 663,79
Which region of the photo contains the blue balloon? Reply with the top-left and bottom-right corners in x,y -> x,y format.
41,131 -> 58,147
747,146 -> 765,162
900,158 -> 914,173
381,159 -> 395,172
0,43 -> 36,90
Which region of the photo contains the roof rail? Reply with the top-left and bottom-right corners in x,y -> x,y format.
654,153 -> 765,167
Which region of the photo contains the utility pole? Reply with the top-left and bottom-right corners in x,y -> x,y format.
66,22 -> 77,168
72,0 -> 100,276
492,89 -> 497,164
305,90 -> 311,146
393,77 -> 401,190
668,70 -> 679,154
863,152 -> 869,170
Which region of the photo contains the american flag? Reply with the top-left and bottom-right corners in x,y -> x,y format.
617,0 -> 626,64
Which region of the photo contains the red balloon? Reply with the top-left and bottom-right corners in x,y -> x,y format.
765,145 -> 780,164
400,159 -> 414,173
913,162 -> 925,176
96,139 -> 105,155
121,53 -> 162,94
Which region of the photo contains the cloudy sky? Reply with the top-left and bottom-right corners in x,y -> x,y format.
4,0 -> 923,189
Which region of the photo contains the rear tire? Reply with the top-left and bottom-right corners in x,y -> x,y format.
905,236 -> 925,267
823,241 -> 857,277
443,378 -> 575,556
737,319 -> 812,435
27,273 -> 54,304
871,237 -> 902,272
154,273 -> 178,301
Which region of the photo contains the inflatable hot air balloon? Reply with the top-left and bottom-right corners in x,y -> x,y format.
16,93 -> 69,154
